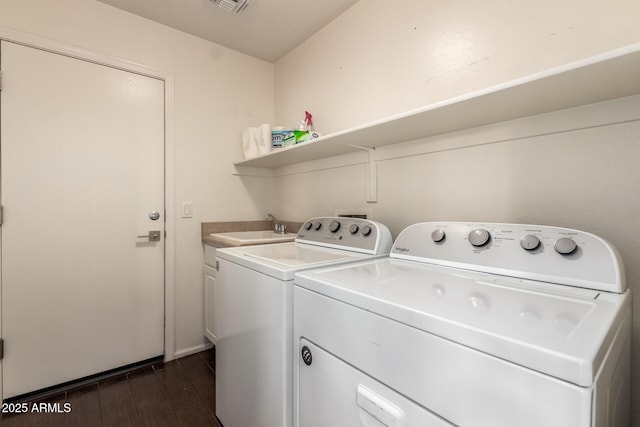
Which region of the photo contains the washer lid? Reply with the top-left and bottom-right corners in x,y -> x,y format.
217,242 -> 370,280
294,258 -> 631,387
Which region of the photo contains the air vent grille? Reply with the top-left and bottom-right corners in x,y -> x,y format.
209,0 -> 251,14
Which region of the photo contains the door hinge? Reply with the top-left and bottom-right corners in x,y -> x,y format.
0,69 -> 3,91
0,205 -> 3,226
0,338 -> 4,360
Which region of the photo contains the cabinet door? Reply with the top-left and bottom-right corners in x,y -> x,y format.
204,265 -> 217,343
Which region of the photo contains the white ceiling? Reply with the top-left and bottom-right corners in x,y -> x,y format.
98,0 -> 360,63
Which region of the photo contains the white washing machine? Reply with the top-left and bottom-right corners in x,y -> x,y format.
215,217 -> 393,427
293,222 -> 631,427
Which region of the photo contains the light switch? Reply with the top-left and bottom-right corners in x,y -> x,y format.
181,202 -> 193,218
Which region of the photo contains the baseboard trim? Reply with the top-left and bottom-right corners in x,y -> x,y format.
174,342 -> 213,359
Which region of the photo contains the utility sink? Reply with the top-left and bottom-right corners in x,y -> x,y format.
208,230 -> 297,246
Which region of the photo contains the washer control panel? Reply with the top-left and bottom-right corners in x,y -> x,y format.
393,222 -> 624,292
296,217 -> 393,255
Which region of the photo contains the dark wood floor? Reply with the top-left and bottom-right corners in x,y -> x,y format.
0,348 -> 221,427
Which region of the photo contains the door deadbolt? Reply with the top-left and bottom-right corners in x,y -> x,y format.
138,230 -> 161,241
149,211 -> 160,221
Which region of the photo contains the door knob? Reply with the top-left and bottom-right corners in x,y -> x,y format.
138,230 -> 161,241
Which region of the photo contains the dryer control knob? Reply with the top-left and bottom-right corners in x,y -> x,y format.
361,225 -> 372,237
329,220 -> 341,233
304,222 -> 313,231
313,221 -> 322,231
431,229 -> 446,243
468,228 -> 491,247
520,234 -> 541,251
554,237 -> 577,255
349,224 -> 359,234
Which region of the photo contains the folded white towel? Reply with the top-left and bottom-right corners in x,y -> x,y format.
257,123 -> 272,155
242,127 -> 259,159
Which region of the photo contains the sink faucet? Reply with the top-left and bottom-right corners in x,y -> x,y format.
266,213 -> 287,234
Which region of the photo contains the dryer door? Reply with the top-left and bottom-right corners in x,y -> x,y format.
295,339 -> 453,427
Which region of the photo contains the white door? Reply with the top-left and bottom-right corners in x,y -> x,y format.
0,41 -> 165,399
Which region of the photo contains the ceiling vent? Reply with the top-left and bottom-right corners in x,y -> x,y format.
210,0 -> 251,14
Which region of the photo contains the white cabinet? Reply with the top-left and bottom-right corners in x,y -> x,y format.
204,244 -> 218,343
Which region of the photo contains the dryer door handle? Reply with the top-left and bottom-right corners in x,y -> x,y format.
356,385 -> 405,426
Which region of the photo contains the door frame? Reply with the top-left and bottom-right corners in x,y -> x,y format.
0,27 -> 177,376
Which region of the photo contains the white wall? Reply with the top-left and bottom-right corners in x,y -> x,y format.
274,0 -> 640,424
0,0 -> 275,355
276,0 -> 640,133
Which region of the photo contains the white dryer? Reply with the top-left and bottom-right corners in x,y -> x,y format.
293,222 -> 631,427
215,217 -> 393,427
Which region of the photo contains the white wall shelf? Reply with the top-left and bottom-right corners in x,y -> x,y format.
233,43 -> 640,173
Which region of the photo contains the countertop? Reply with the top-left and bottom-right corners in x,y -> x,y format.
201,220 -> 303,247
